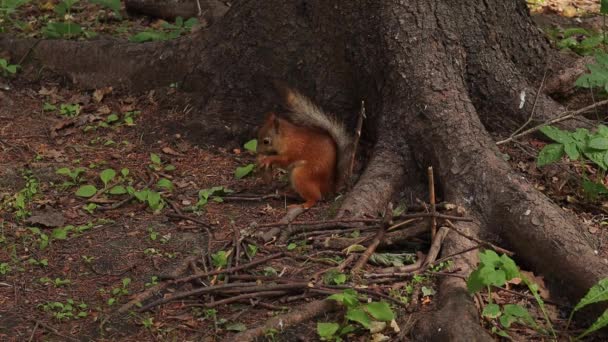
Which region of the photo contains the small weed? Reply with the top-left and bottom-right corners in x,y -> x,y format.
39,299 -> 88,320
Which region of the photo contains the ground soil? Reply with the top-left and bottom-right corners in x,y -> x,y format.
2,1 -> 608,341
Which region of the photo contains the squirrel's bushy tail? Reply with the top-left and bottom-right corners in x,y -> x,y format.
275,83 -> 352,189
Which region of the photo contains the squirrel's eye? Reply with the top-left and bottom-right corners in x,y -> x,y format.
263,138 -> 271,145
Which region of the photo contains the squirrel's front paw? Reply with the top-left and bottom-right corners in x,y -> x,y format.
257,156 -> 273,169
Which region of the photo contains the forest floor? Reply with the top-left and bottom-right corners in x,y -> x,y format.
1,1 -> 608,341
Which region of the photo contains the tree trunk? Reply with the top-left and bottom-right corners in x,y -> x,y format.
2,0 -> 606,339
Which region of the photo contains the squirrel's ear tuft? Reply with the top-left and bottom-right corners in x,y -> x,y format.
272,116 -> 280,133
272,79 -> 295,109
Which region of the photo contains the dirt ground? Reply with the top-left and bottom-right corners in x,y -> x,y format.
2,1 -> 608,341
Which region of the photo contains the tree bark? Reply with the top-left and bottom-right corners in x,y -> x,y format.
1,0 -> 606,339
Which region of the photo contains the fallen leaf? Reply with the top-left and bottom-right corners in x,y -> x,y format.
162,146 -> 183,156
92,87 -> 113,103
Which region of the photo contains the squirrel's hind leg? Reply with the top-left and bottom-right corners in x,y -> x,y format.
289,166 -> 322,209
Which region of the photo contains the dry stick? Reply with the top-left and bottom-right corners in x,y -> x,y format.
29,318 -> 79,342
428,244 -> 481,267
257,217 -> 381,228
137,282 -> 258,312
348,100 -> 365,188
445,220 -> 514,256
222,193 -> 284,202
428,167 -> 437,239
387,218 -> 421,232
496,98 -> 608,145
206,291 -> 287,308
234,299 -> 339,341
215,282 -> 310,294
311,254 -> 356,282
351,205 -> 391,275
28,321 -> 39,342
421,226 -> 450,268
171,252 -> 284,283
116,254 -> 201,314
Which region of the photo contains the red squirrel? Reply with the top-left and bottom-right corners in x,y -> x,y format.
257,86 -> 351,209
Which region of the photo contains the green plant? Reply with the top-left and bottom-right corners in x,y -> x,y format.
536,124 -> 608,198
235,139 -> 257,179
0,57 -> 19,77
211,250 -> 229,268
567,278 -> 608,339
0,262 -> 11,275
467,250 -> 553,339
107,278 -> 131,305
141,316 -> 153,329
0,0 -> 30,32
39,277 -> 71,287
145,276 -> 158,287
129,17 -> 198,42
148,153 -> 175,172
56,166 -> 86,188
39,299 -> 88,320
195,186 -> 233,210
323,270 -> 347,285
27,258 -> 48,267
88,0 -> 121,18
318,289 -> 395,341
1,171 -> 39,220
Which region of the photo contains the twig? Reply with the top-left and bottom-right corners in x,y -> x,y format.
28,320 -> 39,342
428,244 -> 481,267
206,291 -> 287,308
256,217 -> 380,228
170,252 -> 284,283
428,167 -> 437,239
348,100 -> 365,188
311,254 -> 356,281
445,220 -> 514,256
116,254 -> 201,314
166,212 -> 213,228
496,99 -> 608,145
352,205 -> 391,275
222,193 -> 285,202
510,66 -> 548,138
421,226 -> 449,268
137,282 -> 258,312
387,218 -> 421,232
28,318 -> 79,342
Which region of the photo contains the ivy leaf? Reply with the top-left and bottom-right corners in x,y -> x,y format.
346,308 -> 371,328
317,322 -> 340,339
244,139 -> 257,153
99,168 -> 116,187
75,185 -> 97,198
366,301 -> 395,322
589,137 -> 608,150
536,144 -> 564,167
108,185 -> 127,195
235,164 -> 255,179
482,303 -> 501,319
539,125 -> 571,144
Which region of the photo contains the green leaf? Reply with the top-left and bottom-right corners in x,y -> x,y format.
578,309 -> 608,339
75,185 -> 97,198
602,0 -> 608,14
235,164 -> 255,179
156,178 -> 174,191
150,153 -> 161,164
499,314 -> 517,329
589,137 -> 608,150
536,144 -> 565,167
211,251 -> 228,268
99,168 -> 116,186
564,143 -> 580,160
121,168 -> 130,177
467,269 -> 485,294
108,185 -> 127,195
482,303 -> 501,319
539,126 -> 571,144
573,278 -> 608,313
499,254 -> 520,280
287,243 -> 297,250
51,226 -> 72,240
56,167 -> 71,175
106,113 -> 119,123
366,301 -> 394,322
346,308 -> 371,328
244,139 -> 257,153
146,191 -> 162,210
317,322 -> 340,339
129,31 -> 168,43
328,289 -> 359,307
